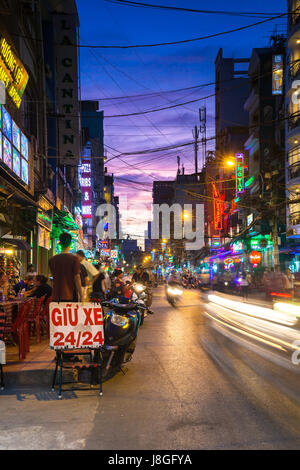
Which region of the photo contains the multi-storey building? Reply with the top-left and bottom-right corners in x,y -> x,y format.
286,0 -> 300,271
206,49 -> 250,245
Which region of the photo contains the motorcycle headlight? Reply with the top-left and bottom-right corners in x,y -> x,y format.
111,313 -> 128,326
167,287 -> 183,296
135,284 -> 145,293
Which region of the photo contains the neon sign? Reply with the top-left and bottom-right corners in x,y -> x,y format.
0,38 -> 29,108
235,153 -> 245,194
250,251 -> 262,265
235,153 -> 245,195
80,159 -> 92,219
212,182 -> 224,231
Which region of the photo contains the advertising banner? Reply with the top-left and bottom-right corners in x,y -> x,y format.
50,302 -> 104,350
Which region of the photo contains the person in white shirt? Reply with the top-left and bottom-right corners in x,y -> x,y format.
76,251 -> 102,299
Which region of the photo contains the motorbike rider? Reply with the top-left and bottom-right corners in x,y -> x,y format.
112,269 -> 133,299
132,265 -> 153,308
167,269 -> 181,286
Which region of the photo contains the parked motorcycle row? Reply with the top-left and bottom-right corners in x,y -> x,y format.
97,282 -> 153,381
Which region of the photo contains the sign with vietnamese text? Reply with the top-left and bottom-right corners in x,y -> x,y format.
0,37 -> 29,108
235,153 -> 245,194
50,302 -> 104,350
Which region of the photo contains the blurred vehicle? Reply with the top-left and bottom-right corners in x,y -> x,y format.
165,282 -> 183,307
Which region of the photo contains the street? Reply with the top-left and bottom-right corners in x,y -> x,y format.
1,287 -> 300,450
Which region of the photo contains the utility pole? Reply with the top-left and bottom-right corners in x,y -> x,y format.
192,126 -> 199,177
199,106 -> 207,169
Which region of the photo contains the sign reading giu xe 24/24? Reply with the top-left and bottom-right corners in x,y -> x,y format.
50,303 -> 104,350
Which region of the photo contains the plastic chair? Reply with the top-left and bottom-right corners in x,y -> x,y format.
0,310 -> 5,389
27,296 -> 46,344
3,299 -> 35,360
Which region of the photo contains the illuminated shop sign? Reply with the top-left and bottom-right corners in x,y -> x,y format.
232,241 -> 243,253
247,213 -> 253,226
0,106 -> 29,185
250,251 -> 262,265
0,37 -> 29,108
101,249 -> 110,257
272,55 -> 283,96
250,235 -> 272,250
235,153 -> 245,194
37,196 -> 53,231
110,249 -> 118,259
80,159 -> 92,219
212,182 -> 224,231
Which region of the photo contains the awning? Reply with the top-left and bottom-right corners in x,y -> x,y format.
0,238 -> 31,251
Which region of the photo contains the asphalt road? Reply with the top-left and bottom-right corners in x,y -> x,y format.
0,287 -> 300,450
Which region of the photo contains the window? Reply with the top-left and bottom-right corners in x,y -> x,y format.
0,106 -> 29,184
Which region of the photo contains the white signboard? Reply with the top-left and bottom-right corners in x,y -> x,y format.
50,303 -> 104,350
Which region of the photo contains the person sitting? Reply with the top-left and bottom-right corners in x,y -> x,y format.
24,275 -> 52,300
13,274 -> 35,296
112,269 -> 133,299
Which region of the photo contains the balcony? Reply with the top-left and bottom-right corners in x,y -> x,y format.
289,59 -> 300,83
289,7 -> 300,31
288,114 -> 300,131
288,161 -> 300,181
290,211 -> 300,227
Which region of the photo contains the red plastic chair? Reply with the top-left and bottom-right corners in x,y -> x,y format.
39,296 -> 52,339
3,299 -> 35,360
27,296 -> 46,344
0,310 -> 5,388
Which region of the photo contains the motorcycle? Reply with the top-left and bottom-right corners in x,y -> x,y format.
165,282 -> 184,307
98,296 -> 146,380
131,283 -> 153,325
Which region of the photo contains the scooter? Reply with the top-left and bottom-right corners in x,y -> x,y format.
165,282 -> 184,307
99,296 -> 146,380
131,283 -> 154,325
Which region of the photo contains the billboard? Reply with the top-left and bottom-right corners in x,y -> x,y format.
272,55 -> 283,96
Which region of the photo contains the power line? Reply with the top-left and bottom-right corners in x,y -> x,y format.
11,12 -> 286,49
105,1 -> 285,18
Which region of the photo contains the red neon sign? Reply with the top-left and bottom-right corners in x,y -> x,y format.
212,182 -> 224,231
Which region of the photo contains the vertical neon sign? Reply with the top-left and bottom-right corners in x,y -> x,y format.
235,153 -> 245,195
80,159 -> 92,219
212,182 -> 224,231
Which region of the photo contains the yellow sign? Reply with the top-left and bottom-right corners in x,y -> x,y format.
0,37 -> 29,108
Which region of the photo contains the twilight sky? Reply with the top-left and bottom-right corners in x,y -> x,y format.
76,0 -> 285,245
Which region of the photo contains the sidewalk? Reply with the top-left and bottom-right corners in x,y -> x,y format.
2,339 -> 74,387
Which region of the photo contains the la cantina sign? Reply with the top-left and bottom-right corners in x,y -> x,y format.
50,303 -> 104,350
250,251 -> 262,265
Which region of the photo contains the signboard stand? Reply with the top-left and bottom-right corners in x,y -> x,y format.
51,348 -> 103,399
49,302 -> 105,399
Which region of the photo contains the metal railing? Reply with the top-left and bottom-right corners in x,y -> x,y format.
289,7 -> 300,29
288,114 -> 300,130
288,161 -> 300,180
289,59 -> 300,82
289,211 -> 300,226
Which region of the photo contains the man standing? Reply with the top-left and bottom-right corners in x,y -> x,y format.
49,232 -> 83,302
76,251 -> 103,298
